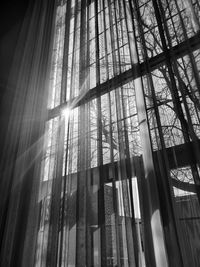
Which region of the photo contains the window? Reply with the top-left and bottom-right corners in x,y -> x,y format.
35,0 -> 200,266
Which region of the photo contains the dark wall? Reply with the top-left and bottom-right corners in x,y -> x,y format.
0,1 -> 32,104
0,1 -> 34,160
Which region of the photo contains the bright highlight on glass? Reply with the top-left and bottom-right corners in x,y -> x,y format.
61,106 -> 70,119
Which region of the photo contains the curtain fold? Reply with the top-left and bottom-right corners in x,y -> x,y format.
0,1 -> 56,266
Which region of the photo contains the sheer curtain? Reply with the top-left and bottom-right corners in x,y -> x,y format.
0,0 -> 200,267
0,1 -> 56,266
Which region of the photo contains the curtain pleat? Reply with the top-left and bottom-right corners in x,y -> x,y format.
0,1 -> 56,266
